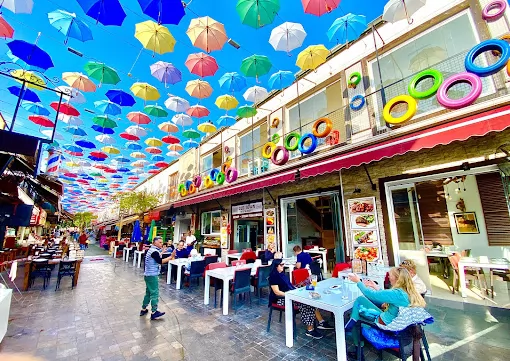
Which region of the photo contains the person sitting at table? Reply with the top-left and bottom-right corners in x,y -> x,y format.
269,259 -> 334,339
274,251 -> 283,260
399,259 -> 427,297
185,249 -> 201,272
265,243 -> 276,261
185,231 -> 196,251
169,240 -> 189,281
293,245 -> 313,269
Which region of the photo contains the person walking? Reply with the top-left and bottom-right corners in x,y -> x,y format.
140,236 -> 171,320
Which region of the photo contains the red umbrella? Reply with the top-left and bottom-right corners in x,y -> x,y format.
88,188 -> 98,192
120,132 -> 140,141
104,168 -> 117,173
63,172 -> 78,178
50,102 -> 80,116
186,105 -> 209,118
77,179 -> 89,184
301,0 -> 339,16
0,16 -> 14,39
127,111 -> 151,125
146,147 -> 162,154
155,161 -> 169,168
90,151 -> 108,159
128,176 -> 139,180
185,52 -> 219,77
148,169 -> 159,174
64,151 -> 83,157
28,115 -> 55,127
162,135 -> 180,144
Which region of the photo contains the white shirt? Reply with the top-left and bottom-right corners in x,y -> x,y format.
185,235 -> 196,246
413,274 -> 427,295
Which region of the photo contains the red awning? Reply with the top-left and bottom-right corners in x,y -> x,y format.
300,105 -> 510,179
173,169 -> 296,208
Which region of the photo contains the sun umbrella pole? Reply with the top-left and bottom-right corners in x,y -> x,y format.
9,80 -> 26,132
372,24 -> 387,107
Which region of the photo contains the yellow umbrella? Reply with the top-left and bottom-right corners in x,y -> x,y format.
197,121 -> 217,133
296,45 -> 329,71
186,16 -> 228,53
11,70 -> 46,90
215,95 -> 238,110
62,72 -> 97,92
185,79 -> 213,99
145,137 -> 163,147
65,161 -> 79,167
130,82 -> 160,101
98,178 -> 109,183
135,20 -> 176,55
167,143 -> 184,152
130,151 -> 146,159
158,121 -> 179,133
102,146 -> 120,154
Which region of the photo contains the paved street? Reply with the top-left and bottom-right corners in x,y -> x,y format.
1,256 -> 509,361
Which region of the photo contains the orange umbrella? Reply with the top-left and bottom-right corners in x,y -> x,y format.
186,16 -> 227,53
186,105 -> 210,118
158,121 -> 179,133
0,16 -> 14,38
185,79 -> 213,99
167,143 -> 184,151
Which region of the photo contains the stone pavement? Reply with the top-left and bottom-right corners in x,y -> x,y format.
1,257 -> 509,361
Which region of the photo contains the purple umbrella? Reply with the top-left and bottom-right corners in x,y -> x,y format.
150,61 -> 182,86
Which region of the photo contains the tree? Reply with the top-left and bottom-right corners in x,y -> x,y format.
73,212 -> 96,230
114,190 -> 161,216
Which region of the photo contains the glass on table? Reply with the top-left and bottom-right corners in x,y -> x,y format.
311,274 -> 317,287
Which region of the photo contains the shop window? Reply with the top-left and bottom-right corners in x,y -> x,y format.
238,124 -> 268,176
201,210 -> 221,235
369,11 -> 494,128
168,172 -> 178,201
201,149 -> 222,174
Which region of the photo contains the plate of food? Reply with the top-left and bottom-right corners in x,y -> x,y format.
351,214 -> 376,229
266,209 -> 275,217
266,216 -> 275,225
349,199 -> 375,214
354,246 -> 379,262
353,230 -> 377,244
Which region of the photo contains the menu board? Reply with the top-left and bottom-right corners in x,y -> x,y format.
220,213 -> 229,249
348,197 -> 381,262
264,208 -> 277,250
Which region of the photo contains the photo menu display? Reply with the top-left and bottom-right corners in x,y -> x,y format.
264,208 -> 276,250
348,197 -> 382,262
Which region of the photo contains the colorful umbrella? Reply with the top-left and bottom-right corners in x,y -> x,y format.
130,82 -> 160,101
94,100 -> 121,116
164,96 -> 190,112
59,114 -> 83,126
219,72 -> 247,93
127,111 -> 151,125
7,39 -> 54,71
243,86 -> 268,103
145,147 -> 162,154
118,167 -> 131,172
64,126 -> 87,136
28,115 -> 55,127
167,150 -> 181,157
302,0 -> 339,16
383,0 -> 426,24
296,44 -> 329,70
237,105 -> 257,118
137,0 -> 185,25
236,0 -> 280,29
155,161 -> 169,168
91,125 -> 115,134
0,16 -> 14,38
268,70 -> 295,89
55,86 -> 86,103
327,14 -> 367,43
150,61 -> 182,85
106,89 -> 136,106
197,121 -> 217,133
158,121 -> 179,133
240,55 -> 272,79
77,0 -> 126,26
2,0 -> 33,14
125,125 -> 148,137
185,79 -> 213,99
150,155 -> 165,162
91,151 -> 108,160
167,143 -> 183,151
269,22 -> 306,53
48,10 -> 93,43
114,156 -> 131,163
145,138 -> 163,147
215,95 -> 239,110
50,102 -> 80,116
132,160 -> 149,167
96,134 -> 115,144
62,72 -> 97,92
8,86 -> 40,102
63,145 -> 83,154
11,70 -> 45,90
21,101 -> 50,116
183,139 -> 199,148
171,113 -> 193,126
75,140 -> 96,149
135,20 -> 175,54
93,115 -> 118,128
144,105 -> 168,117
186,16 -> 228,53
84,61 -> 120,85
102,146 -> 120,154
187,105 -> 210,118
182,128 -> 201,139
131,152 -> 146,159
126,142 -> 142,150
120,132 -> 139,141
217,115 -> 236,127
185,52 -> 219,77
162,135 -> 180,144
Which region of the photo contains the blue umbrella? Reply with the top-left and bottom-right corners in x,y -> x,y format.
88,155 -> 106,161
150,155 -> 165,161
77,0 -> 127,26
183,139 -> 199,148
219,72 -> 247,93
94,100 -> 122,116
131,219 -> 142,242
137,0 -> 185,25
148,165 -> 158,170
81,176 -> 94,180
64,126 -> 87,136
48,9 -> 94,43
105,89 -> 136,106
21,101 -> 50,116
63,144 -> 84,153
112,174 -> 123,179
8,86 -> 41,102
118,167 -> 131,172
75,139 -> 96,149
217,115 -> 236,127
6,51 -> 45,73
126,141 -> 142,150
91,125 -> 115,134
268,70 -> 295,90
7,40 -> 54,71
327,14 -> 367,43
114,156 -> 130,163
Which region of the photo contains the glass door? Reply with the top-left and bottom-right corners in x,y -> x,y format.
280,200 -> 299,258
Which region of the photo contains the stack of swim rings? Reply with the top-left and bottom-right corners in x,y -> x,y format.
383,38 -> 510,124
262,118 -> 333,166
177,163 -> 239,197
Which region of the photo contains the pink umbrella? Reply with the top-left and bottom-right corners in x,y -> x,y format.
301,0 -> 340,16
0,16 -> 14,39
186,105 -> 210,118
146,147 -> 162,154
127,111 -> 151,125
185,52 -> 219,77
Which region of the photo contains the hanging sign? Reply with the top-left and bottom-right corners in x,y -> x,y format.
232,202 -> 263,219
264,208 -> 277,250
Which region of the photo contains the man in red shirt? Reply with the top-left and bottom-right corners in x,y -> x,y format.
78,232 -> 88,250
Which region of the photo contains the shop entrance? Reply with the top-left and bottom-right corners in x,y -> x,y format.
234,219 -> 263,250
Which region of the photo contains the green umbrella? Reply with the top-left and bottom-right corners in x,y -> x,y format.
237,105 -> 257,118
90,172 -> 102,177
144,104 -> 168,118
240,55 -> 272,79
148,219 -> 156,243
92,115 -> 118,129
182,128 -> 201,139
84,61 -> 121,85
236,0 -> 280,29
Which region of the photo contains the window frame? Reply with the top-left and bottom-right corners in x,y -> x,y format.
201,210 -> 222,235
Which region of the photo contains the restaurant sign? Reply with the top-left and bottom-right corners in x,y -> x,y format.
232,202 -> 263,219
30,206 -> 40,225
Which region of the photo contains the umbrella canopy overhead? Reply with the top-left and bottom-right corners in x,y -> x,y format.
94,100 -> 121,116
215,95 -> 239,110
106,89 -> 136,106
0,16 -> 15,38
48,10 -> 93,43
2,0 -> 34,14
158,121 -> 179,133
84,61 -> 120,85
150,61 -> 182,85
162,134 -> 180,144
301,0 -> 340,16
144,104 -> 168,117
77,0 -> 126,26
269,22 -> 307,53
237,105 -> 257,118
11,69 -> 45,90
240,55 -> 272,79
137,0 -> 185,25
243,86 -> 268,103
217,115 -> 236,127
296,44 -> 329,70
171,113 -> 193,126
127,111 -> 151,125
130,82 -> 160,101
268,70 -> 295,90
197,121 -> 217,133
186,105 -> 210,118
54,86 -> 86,103
182,128 -> 201,139
62,72 -> 97,92
29,115 -> 55,127
185,79 -> 213,99
8,86 -> 40,102
327,14 -> 367,43
7,39 -> 54,71
21,101 -> 50,116
59,114 -> 83,126
236,0 -> 280,29
383,0 -> 427,24
92,115 -> 118,128
185,52 -> 219,77
165,96 -> 190,112
186,16 -> 228,53
219,72 -> 247,93
135,20 -> 176,54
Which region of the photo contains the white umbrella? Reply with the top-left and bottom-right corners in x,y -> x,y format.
139,172 -> 151,178
382,0 -> 427,24
125,125 -> 148,137
269,22 -> 307,54
243,86 -> 269,103
166,150 -> 181,157
132,168 -> 144,174
95,134 -> 115,144
77,160 -> 91,167
171,113 -> 193,127
58,114 -> 83,126
41,129 -> 64,140
55,86 -> 86,104
164,96 -> 190,112
2,0 -> 33,14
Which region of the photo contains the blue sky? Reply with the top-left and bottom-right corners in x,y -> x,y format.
0,0 -> 387,210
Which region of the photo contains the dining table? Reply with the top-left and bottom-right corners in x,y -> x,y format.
285,277 -> 361,361
166,257 -> 207,289
22,258 -> 83,291
458,257 -> 510,298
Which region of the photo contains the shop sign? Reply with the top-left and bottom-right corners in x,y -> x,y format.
232,202 -> 263,219
264,208 -> 277,250
38,208 -> 47,226
348,197 -> 382,263
148,210 -> 160,221
220,212 -> 229,249
30,206 -> 40,225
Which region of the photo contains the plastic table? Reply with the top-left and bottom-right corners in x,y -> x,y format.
0,286 -> 12,343
459,258 -> 509,297
166,257 -> 206,289
133,250 -> 145,268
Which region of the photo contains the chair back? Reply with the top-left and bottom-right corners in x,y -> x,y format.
204,256 -> 218,268
310,260 -> 324,281
232,260 -> 246,266
189,259 -> 206,276
32,260 -> 50,271
208,262 -> 227,270
448,253 -> 461,271
233,268 -> 251,293
240,251 -> 257,262
242,248 -> 252,253
292,268 -> 310,286
257,265 -> 271,288
59,260 -> 77,272
332,262 -> 351,277
228,250 -> 239,254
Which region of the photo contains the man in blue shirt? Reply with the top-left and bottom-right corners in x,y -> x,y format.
293,245 -> 313,269
169,240 -> 189,282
